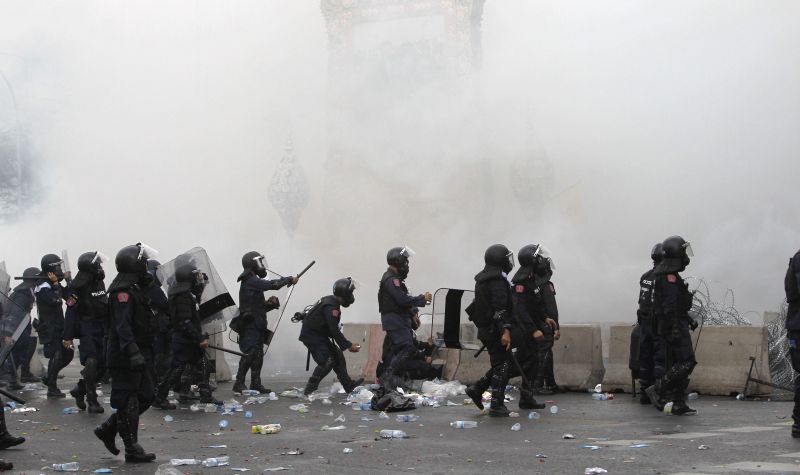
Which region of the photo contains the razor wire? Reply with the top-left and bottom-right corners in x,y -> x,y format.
686,277 -> 754,327
767,300 -> 794,390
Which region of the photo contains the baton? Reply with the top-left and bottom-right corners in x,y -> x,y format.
263,260 -> 315,358
207,344 -> 245,358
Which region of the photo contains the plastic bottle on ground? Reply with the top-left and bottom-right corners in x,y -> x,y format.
251,424 -> 282,434
163,415 -> 174,422
687,392 -> 699,400
53,462 -> 80,472
511,423 -> 521,431
663,402 -> 674,414
170,459 -> 199,466
395,414 -> 419,422
204,403 -> 217,413
592,393 -> 608,401
202,456 -> 230,467
241,389 -> 260,396
550,405 -> 559,414
62,407 -> 80,415
450,421 -> 478,429
528,411 -> 540,420
219,419 -> 229,429
244,411 -> 253,419
379,429 -> 408,438
351,402 -> 372,411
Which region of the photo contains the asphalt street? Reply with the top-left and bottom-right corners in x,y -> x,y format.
2,364 -> 800,475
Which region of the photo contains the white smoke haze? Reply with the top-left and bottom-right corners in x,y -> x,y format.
1,0 -> 799,372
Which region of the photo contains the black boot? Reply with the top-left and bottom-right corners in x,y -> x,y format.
0,460 -> 11,471
249,349 -> 270,394
670,380 -> 697,416
0,410 -> 24,450
94,414 -> 120,455
118,399 -> 155,463
792,424 -> 800,438
46,353 -> 65,398
343,378 -> 364,394
232,354 -> 251,394
19,366 -> 37,384
488,362 -> 511,417
639,380 -> 652,404
466,373 -> 491,410
84,360 -> 104,414
199,385 -> 222,405
304,359 -> 333,396
519,390 -> 546,410
70,380 -> 87,410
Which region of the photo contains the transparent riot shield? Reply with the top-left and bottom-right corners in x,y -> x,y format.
156,247 -> 236,335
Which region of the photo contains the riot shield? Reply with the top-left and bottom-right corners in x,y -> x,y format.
156,247 -> 236,335
0,262 -> 10,314
430,287 -> 481,350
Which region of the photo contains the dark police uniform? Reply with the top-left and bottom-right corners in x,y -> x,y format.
636,267 -> 657,396
147,283 -> 171,392
36,280 -> 74,395
299,295 -> 360,394
784,249 -> 800,434
378,269 -> 427,390
234,273 -> 292,391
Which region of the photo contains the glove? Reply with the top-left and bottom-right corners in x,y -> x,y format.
688,318 -> 699,331
266,296 -> 280,310
32,319 -> 40,330
129,351 -> 146,370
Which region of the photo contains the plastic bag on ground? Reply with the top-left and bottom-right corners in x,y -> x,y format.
370,387 -> 416,413
155,465 -> 185,475
420,379 -> 466,398
346,388 -> 374,404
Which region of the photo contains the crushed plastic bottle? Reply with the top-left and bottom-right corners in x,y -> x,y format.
251,424 -> 282,434
736,393 -> 745,401
663,402 -> 674,414
244,411 -> 253,419
93,469 -> 113,474
204,403 -> 218,413
322,398 -> 332,405
528,411 -> 540,420
219,419 -> 229,429
241,389 -> 260,396
53,462 -> 80,472
335,414 -> 346,423
202,456 -> 230,467
395,414 -> 419,422
687,392 -> 699,400
379,411 -> 389,419
4,402 -> 15,410
10,407 -> 38,413
511,423 -> 521,431
190,404 -> 202,412
170,459 -> 199,466
550,405 -> 559,414
592,393 -> 609,401
62,407 -> 80,415
163,415 -> 174,422
347,388 -> 374,404
450,421 -> 478,429
280,389 -> 302,398
320,425 -> 346,431
267,392 -> 278,401
593,383 -> 603,393
351,402 -> 372,411
289,403 -> 308,412
342,448 -> 353,454
379,429 -> 408,439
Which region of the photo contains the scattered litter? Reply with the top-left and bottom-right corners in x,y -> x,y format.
203,445 -> 227,449
53,463 -> 80,472
280,389 -> 303,398
396,414 -> 419,422
93,469 -> 113,474
163,415 -> 174,422
535,453 -> 547,458
379,429 -> 408,439
528,412 -> 540,420
3,402 -> 15,410
446,400 -> 461,406
347,388 -> 374,404
201,456 -> 229,468
219,419 -> 229,429
361,417 -> 374,422
10,407 -> 37,413
170,459 -> 199,466
663,402 -> 674,415
280,450 -> 303,456
343,448 -> 353,454
289,404 -> 308,413
320,425 -> 346,431
204,403 -> 217,413
629,444 -> 649,448
585,468 -> 608,475
330,382 -> 345,394
268,392 -> 279,401
581,445 -> 602,451
351,402 -> 372,411
251,424 -> 282,434
736,393 -> 745,401
231,469 -> 250,472
562,434 -> 575,439
687,392 -> 699,400
190,404 -> 202,412
591,393 -> 614,401
322,399 -> 332,405
450,421 -> 478,429
593,384 -> 602,393
550,406 -> 559,414
511,423 -> 521,431
335,414 -> 346,423
263,468 -> 291,472
245,411 -> 253,419
241,389 -> 260,396
62,407 -> 80,415
698,445 -> 710,450
22,383 -> 44,391
509,412 -> 520,418
155,465 -> 184,475
379,412 -> 389,419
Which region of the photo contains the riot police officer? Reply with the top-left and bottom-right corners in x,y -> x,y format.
37,253 -> 74,398
63,251 -> 110,413
636,243 -> 662,404
378,247 -> 432,391
784,247 -> 800,437
233,251 -> 297,395
299,277 -> 364,395
464,244 -> 516,417
154,263 -> 220,407
147,260 -> 172,398
645,236 -> 698,416
0,399 -> 25,469
94,243 -> 159,463
0,267 -> 39,389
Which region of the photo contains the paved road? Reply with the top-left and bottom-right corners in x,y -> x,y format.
2,367 -> 799,474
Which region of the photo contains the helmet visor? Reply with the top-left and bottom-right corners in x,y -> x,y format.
92,252 -> 110,266
137,243 -> 160,260
534,245 -> 556,270
683,242 -> 694,257
506,251 -> 515,271
349,277 -> 361,292
252,255 -> 267,270
400,247 -> 416,259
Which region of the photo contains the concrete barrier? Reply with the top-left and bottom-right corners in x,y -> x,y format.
602,324 -> 773,396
